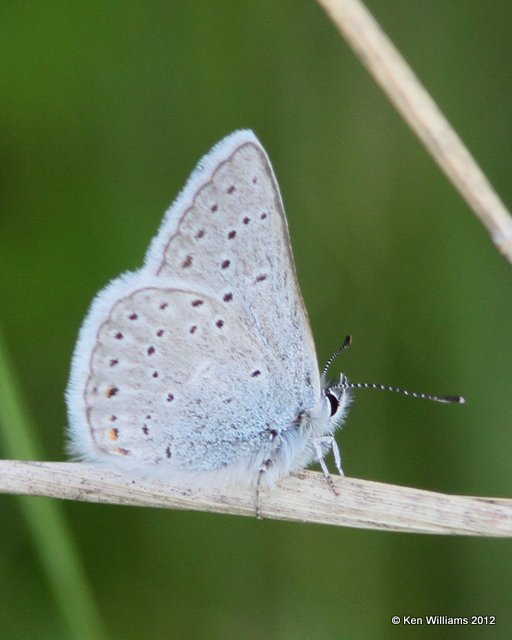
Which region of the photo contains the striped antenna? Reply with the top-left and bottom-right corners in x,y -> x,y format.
322,334 -> 352,378
324,337 -> 465,404
336,379 -> 465,405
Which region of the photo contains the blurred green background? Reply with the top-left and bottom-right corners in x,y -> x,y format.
1,1 -> 512,638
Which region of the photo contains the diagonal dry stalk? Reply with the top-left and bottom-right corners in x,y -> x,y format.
1,461 -> 511,537
316,0 -> 512,261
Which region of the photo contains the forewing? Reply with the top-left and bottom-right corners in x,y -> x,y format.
147,131 -> 320,402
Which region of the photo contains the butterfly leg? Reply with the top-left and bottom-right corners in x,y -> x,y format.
255,459 -> 271,519
312,436 -> 343,495
330,437 -> 345,477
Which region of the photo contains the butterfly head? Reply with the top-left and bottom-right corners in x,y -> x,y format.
317,335 -> 354,431
323,374 -> 353,429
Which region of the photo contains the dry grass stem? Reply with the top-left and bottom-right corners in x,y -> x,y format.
1,461 -> 511,537
316,0 -> 512,261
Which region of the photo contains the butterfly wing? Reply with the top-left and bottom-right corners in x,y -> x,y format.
147,130 -> 319,398
67,131 -> 320,481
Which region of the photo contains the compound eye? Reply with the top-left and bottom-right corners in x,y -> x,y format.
326,391 -> 339,417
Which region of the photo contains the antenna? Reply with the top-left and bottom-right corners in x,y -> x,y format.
336,377 -> 465,404
322,334 -> 352,378
324,336 -> 465,405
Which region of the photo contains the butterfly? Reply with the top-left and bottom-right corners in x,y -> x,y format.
66,131 -> 353,487
66,130 -> 463,488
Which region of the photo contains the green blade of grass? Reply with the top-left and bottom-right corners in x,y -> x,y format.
0,325 -> 110,640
